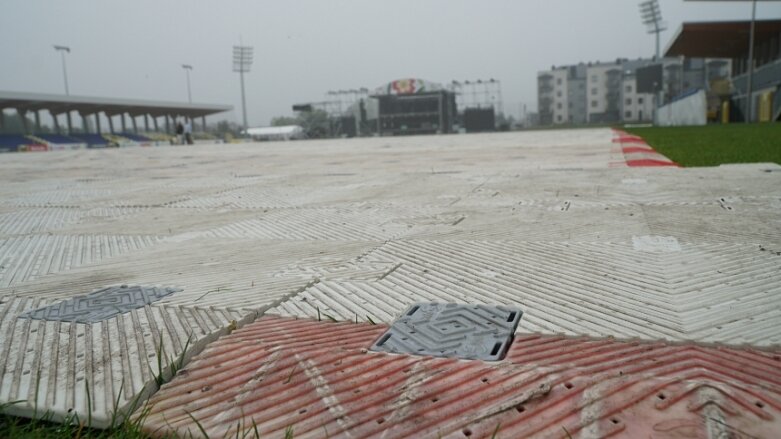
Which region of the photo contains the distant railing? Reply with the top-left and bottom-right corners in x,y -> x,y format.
670,88 -> 703,104
732,59 -> 781,93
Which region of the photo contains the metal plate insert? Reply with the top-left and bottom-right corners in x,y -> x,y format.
370,302 -> 523,361
19,284 -> 181,323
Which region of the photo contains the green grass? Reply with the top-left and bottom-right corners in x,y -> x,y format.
624,123 -> 781,167
0,411 -> 160,438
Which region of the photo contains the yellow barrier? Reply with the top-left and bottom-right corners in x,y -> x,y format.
758,91 -> 774,123
721,101 -> 730,124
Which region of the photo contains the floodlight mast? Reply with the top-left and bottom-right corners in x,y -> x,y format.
181,64 -> 193,103
639,0 -> 667,124
233,44 -> 254,132
53,45 -> 73,133
53,45 -> 71,95
639,0 -> 667,60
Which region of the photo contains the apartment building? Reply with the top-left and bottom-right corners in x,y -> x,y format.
538,57 -> 729,125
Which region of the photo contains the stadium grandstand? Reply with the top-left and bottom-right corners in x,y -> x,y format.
665,19 -> 781,122
0,90 -> 231,152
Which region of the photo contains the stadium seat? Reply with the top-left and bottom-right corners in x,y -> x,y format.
68,134 -> 111,148
36,134 -> 82,144
118,132 -> 153,142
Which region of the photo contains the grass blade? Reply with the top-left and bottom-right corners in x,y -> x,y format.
186,410 -> 211,439
491,422 -> 501,439
85,379 -> 92,428
285,364 -> 298,384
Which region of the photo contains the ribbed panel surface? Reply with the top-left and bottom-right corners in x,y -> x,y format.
142,316 -> 781,439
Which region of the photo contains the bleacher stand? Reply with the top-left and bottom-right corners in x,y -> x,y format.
0,134 -> 46,152
69,134 -> 111,148
118,132 -> 153,142
32,134 -> 88,151
1,131 -> 179,153
37,134 -> 80,144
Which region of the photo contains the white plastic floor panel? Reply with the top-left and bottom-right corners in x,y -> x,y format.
0,128 -> 779,426
271,240 -> 781,346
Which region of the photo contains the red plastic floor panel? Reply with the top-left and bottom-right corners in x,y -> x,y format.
621,146 -> 655,155
624,158 -> 682,167
141,316 -> 781,439
612,129 -> 679,168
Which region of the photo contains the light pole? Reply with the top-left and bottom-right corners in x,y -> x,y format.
53,45 -> 71,95
232,44 -> 254,132
182,64 -> 193,103
746,0 -> 757,122
54,45 -> 73,133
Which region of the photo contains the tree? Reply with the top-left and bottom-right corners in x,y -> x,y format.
212,120 -> 241,138
270,116 -> 297,127
495,113 -> 517,131
297,109 -> 330,138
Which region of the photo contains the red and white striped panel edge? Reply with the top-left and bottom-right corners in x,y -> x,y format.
611,129 -> 679,168
141,316 -> 781,439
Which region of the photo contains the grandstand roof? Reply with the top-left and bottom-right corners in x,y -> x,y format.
665,19 -> 781,58
0,90 -> 232,117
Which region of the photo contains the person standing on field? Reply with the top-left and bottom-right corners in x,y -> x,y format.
184,119 -> 193,145
175,121 -> 184,145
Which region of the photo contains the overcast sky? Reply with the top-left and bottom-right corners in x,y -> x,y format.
1,0 -> 780,125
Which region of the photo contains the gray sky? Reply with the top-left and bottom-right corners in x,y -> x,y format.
1,0 -> 780,125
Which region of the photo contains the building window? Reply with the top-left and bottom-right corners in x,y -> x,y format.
591,100 -> 597,108
625,98 -> 632,105
591,88 -> 597,95
556,91 -> 562,97
625,85 -> 632,93
638,97 -> 644,104
557,103 -> 562,109
625,111 -> 632,118
591,75 -> 597,82
557,78 -> 563,85
557,115 -> 563,122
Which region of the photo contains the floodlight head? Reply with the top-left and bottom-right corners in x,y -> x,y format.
639,0 -> 658,9
53,45 -> 70,53
639,0 -> 665,33
182,64 -> 193,70
232,45 -> 254,72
